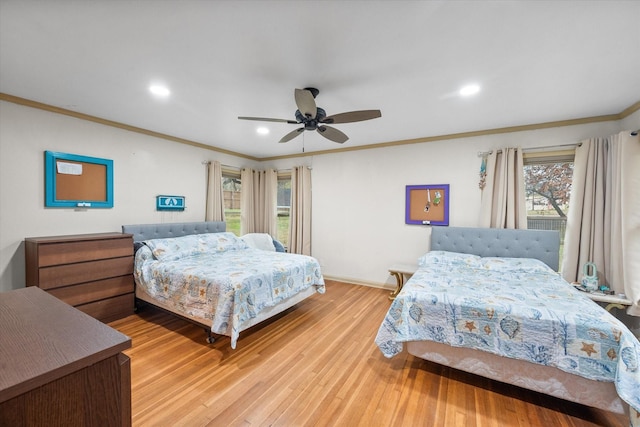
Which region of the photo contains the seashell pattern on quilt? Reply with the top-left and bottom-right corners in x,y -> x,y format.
375,251 -> 640,414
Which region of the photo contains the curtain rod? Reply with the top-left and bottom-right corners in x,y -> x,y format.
477,142 -> 581,157
201,161 -> 311,172
201,161 -> 236,168
240,167 -> 313,172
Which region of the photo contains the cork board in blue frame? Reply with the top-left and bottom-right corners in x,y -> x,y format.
45,151 -> 114,208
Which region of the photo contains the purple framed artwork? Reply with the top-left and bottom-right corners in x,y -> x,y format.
405,184 -> 449,226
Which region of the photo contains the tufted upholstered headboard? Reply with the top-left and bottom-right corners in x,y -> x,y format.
122,221 -> 226,243
430,226 -> 560,271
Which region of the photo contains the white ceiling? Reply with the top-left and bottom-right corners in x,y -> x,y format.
1,1 -> 639,159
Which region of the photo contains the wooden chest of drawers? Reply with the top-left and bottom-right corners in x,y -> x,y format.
0,287 -> 132,426
25,232 -> 135,322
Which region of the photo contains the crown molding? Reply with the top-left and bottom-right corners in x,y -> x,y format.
0,93 -> 259,161
2,92 -> 637,162
260,108 -> 637,161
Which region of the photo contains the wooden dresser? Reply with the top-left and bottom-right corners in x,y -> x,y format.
25,232 -> 134,322
0,286 -> 131,426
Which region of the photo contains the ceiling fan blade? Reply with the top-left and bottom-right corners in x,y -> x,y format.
322,110 -> 381,124
279,128 -> 305,143
317,125 -> 348,144
294,88 -> 317,119
238,116 -> 298,124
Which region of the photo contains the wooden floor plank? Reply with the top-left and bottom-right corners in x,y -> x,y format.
109,280 -> 629,427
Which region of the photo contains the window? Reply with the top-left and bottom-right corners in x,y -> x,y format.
222,172 -> 241,236
222,169 -> 291,244
277,174 -> 291,248
523,151 -> 574,268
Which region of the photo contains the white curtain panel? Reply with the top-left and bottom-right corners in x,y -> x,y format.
562,131 -> 640,316
205,161 -> 225,222
240,168 -> 255,234
260,169 -> 278,236
289,166 -> 312,255
240,168 -> 277,236
621,132 -> 640,316
479,147 -> 527,229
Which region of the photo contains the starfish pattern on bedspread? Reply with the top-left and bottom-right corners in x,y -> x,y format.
375,252 -> 640,414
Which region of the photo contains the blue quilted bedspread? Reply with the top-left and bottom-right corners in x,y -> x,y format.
375,251 -> 640,413
134,232 -> 325,348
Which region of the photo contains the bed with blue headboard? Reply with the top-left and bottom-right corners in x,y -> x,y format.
122,221 -> 325,349
430,226 -> 560,270
376,227 -> 639,422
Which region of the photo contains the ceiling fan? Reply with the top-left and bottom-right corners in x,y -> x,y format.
238,88 -> 381,144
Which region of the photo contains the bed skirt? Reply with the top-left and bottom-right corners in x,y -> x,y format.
407,340 -> 627,416
136,285 -> 317,340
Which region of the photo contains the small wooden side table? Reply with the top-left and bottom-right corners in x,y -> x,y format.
572,283 -> 633,312
388,264 -> 418,300
584,292 -> 633,312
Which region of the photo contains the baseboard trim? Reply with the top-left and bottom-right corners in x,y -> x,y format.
322,275 -> 394,291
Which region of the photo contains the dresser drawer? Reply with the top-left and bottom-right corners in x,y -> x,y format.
24,232 -> 135,322
34,238 -> 133,267
48,275 -> 134,307
75,293 -> 135,323
38,257 -> 134,290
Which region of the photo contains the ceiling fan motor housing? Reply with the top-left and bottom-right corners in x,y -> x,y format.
296,107 -> 327,130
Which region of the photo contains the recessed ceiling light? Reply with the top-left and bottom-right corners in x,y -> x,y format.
459,84 -> 480,97
256,127 -> 269,135
149,84 -> 170,97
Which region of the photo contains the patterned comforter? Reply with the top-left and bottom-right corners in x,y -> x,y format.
134,232 -> 325,348
375,251 -> 640,413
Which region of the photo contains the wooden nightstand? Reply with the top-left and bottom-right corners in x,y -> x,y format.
25,232 -> 135,322
388,263 -> 418,300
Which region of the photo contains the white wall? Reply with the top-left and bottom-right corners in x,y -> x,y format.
288,122 -> 627,288
621,109 -> 640,132
1,99 -> 635,293
0,100 -> 258,291
307,141 -> 480,286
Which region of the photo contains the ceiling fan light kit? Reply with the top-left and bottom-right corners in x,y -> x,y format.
238,88 -> 381,144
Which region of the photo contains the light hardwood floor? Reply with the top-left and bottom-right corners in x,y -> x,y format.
109,280 -> 628,427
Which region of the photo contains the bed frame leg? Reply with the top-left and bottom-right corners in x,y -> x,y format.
204,329 -> 215,344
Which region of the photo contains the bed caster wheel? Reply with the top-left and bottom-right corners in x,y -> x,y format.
206,336 -> 215,344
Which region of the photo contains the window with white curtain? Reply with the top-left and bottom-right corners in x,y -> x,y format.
523,150 -> 574,268
222,169 -> 291,241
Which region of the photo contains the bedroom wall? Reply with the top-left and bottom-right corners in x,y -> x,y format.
269,115 -> 640,335
0,100 -> 259,291
265,119 -> 631,288
621,108 -> 640,132
1,99 -> 636,295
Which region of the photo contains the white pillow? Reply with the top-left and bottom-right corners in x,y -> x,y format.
240,233 -> 276,251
